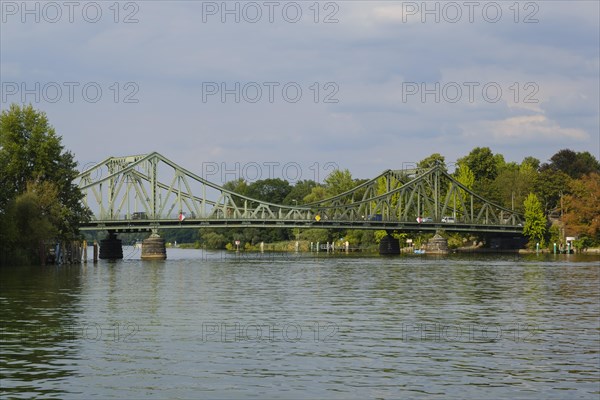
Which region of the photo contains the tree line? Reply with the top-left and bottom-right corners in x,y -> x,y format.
183,147 -> 599,251
1,104 -> 598,265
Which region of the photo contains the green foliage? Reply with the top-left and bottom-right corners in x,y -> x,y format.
303,186 -> 327,203
522,156 -> 540,171
324,169 -> 355,197
303,168 -> 358,203
222,178 -> 249,196
455,163 -> 475,189
523,193 -> 547,246
453,163 -> 475,216
0,104 -> 90,264
491,162 -> 537,212
573,236 -> 595,251
543,149 -> 600,179
200,231 -> 228,249
298,228 -> 329,243
533,169 -> 571,213
283,180 -> 318,205
457,147 -> 499,182
548,224 -> 561,247
418,153 -> 446,170
246,178 -> 291,204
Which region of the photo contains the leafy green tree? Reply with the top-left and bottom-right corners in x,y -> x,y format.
522,156 -> 540,171
492,162 -> 536,212
457,147 -> 499,182
542,149 -> 600,179
324,169 -> 355,197
303,186 -> 327,203
303,169 -> 356,203
523,193 -> 547,246
246,178 -> 292,204
222,178 -> 249,196
457,147 -> 504,203
283,180 -> 318,205
418,153 -> 446,170
455,163 -> 475,189
533,169 -> 572,213
0,104 -> 90,264
200,231 -> 228,249
453,162 -> 475,218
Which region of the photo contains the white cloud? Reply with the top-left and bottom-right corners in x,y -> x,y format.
0,0 -> 598,176
461,115 -> 590,143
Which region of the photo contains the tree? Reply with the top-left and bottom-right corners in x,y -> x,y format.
303,186 -> 327,203
533,169 -> 572,213
0,104 -> 90,264
222,178 -> 249,196
522,156 -> 540,171
324,169 -> 355,197
418,153 -> 446,170
7,182 -> 60,260
283,180 -> 318,205
457,147 -> 504,204
246,178 -> 292,204
542,149 -> 600,179
562,173 -> 600,244
457,147 -> 499,182
523,193 -> 547,246
453,162 -> 475,218
492,162 -> 536,212
303,169 -> 356,203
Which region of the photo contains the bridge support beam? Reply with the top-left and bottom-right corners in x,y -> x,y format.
141,231 -> 167,260
99,231 -> 123,260
379,234 -> 400,255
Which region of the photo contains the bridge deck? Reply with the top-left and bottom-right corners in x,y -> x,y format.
81,219 -> 523,234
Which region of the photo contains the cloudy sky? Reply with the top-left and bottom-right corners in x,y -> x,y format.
1,0 -> 599,183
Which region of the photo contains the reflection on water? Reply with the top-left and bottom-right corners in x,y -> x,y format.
1,250 -> 599,399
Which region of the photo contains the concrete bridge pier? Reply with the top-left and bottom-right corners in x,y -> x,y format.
141,231 -> 167,260
99,231 -> 123,260
379,232 -> 400,255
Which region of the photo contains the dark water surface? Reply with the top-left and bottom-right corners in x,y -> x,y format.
1,249 -> 599,399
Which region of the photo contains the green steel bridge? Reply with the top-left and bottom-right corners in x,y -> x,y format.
75,152 -> 524,235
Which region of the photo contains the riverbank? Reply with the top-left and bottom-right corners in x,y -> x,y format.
177,241 -> 600,256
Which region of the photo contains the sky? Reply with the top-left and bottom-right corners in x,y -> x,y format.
1,0 -> 599,184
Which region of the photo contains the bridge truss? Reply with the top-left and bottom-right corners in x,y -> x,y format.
75,152 -> 523,234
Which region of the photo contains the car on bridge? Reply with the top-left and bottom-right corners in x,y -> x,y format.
442,216 -> 455,223
131,212 -> 148,220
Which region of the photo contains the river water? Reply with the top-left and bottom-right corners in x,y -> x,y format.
1,248 -> 599,399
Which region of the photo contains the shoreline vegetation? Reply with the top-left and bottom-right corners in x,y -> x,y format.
174,240 -> 600,255
2,105 -> 599,266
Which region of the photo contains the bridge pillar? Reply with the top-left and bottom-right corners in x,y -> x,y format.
99,231 -> 123,260
379,234 -> 400,255
426,233 -> 449,254
141,232 -> 167,260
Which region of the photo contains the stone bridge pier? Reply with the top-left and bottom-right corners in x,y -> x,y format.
99,231 -> 123,260
141,230 -> 167,260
